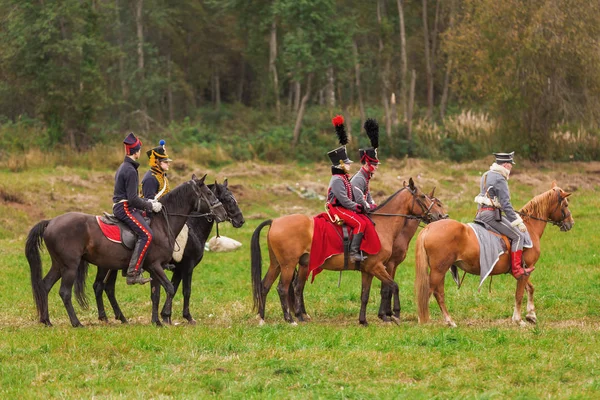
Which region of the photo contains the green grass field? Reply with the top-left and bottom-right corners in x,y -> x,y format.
1,158 -> 599,399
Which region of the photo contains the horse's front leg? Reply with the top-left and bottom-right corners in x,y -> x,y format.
359,272 -> 374,326
294,265 -> 311,322
93,269 -> 109,322
150,278 -> 163,326
58,267 -> 83,328
512,277 -> 529,327
161,269 -> 183,325
525,280 -> 537,324
104,269 -> 128,323
276,264 -> 296,325
149,263 -> 175,296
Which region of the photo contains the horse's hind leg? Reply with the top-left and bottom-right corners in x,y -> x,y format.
293,265 -> 311,322
359,272 -> 375,326
258,254 -> 280,324
525,280 -> 537,324
93,269 -> 109,322
40,263 -> 62,326
276,264 -> 296,324
150,278 -> 163,326
371,263 -> 400,326
58,268 -> 83,327
512,277 -> 528,327
378,262 -> 398,322
104,270 -> 127,323
430,270 -> 456,328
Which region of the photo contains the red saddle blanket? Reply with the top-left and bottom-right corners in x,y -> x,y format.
308,213 -> 381,281
96,216 -> 122,244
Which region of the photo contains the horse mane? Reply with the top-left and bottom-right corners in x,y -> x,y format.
519,188 -> 557,220
160,179 -> 196,209
370,187 -> 407,212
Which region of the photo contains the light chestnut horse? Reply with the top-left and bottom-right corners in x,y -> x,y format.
415,182 -> 574,327
251,178 -> 447,326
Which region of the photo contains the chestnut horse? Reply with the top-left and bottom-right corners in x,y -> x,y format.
25,175 -> 227,327
415,182 -> 574,327
251,178 -> 447,325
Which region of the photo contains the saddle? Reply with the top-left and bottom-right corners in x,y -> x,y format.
308,213 -> 381,281
96,213 -> 150,250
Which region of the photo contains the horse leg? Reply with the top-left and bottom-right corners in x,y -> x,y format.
104,270 -> 127,323
58,268 -> 83,327
257,257 -> 280,324
150,278 -> 163,326
359,272 -> 374,326
378,262 -> 399,322
40,263 -> 62,326
161,269 -> 182,325
93,269 -> 109,322
181,270 -> 196,324
276,264 -> 296,324
370,263 -> 400,326
430,270 -> 456,328
525,280 -> 537,324
149,264 -> 175,297
512,277 -> 529,327
293,265 -> 311,322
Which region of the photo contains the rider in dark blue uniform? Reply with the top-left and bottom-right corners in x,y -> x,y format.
113,132 -> 162,285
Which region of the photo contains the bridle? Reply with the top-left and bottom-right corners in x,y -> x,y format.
518,189 -> 572,231
369,187 -> 437,224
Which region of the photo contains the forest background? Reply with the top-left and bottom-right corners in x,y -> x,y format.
1,0 -> 600,166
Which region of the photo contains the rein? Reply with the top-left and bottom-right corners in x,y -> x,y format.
369,187 -> 436,224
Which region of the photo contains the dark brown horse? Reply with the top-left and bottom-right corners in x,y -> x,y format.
251,178 -> 447,326
25,174 -> 227,327
415,182 -> 574,327
93,180 -> 245,325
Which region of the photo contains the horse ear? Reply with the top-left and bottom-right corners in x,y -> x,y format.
191,173 -> 197,180
429,187 -> 436,197
563,192 -> 572,198
198,174 -> 207,184
551,180 -> 557,188
409,177 -> 415,190
223,178 -> 228,187
403,180 -> 407,188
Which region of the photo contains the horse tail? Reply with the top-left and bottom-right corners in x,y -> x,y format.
74,259 -> 90,310
415,227 -> 431,324
25,219 -> 50,320
251,219 -> 272,312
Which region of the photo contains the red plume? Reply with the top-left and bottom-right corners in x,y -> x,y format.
332,115 -> 344,127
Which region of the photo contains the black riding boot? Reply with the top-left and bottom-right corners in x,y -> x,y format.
349,233 -> 367,263
126,240 -> 152,285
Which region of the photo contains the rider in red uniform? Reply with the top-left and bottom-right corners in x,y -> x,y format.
326,115 -> 373,263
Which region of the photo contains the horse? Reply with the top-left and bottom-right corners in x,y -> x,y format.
92,180 -> 245,325
415,182 -> 574,327
25,174 -> 228,327
377,191 -> 446,323
251,178 -> 447,326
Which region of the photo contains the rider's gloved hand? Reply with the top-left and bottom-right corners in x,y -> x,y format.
517,222 -> 527,232
356,204 -> 365,213
150,200 -> 162,213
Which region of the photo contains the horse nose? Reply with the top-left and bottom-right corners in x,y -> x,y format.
443,213 -> 449,219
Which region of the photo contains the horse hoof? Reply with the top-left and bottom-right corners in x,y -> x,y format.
258,319 -> 266,326
188,319 -> 197,325
391,316 -> 401,325
526,315 -> 537,324
99,317 -> 108,323
447,321 -> 457,328
290,321 -> 298,326
303,314 -> 312,321
359,321 -> 369,327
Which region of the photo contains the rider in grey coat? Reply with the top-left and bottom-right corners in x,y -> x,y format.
351,118 -> 380,211
474,152 -> 534,279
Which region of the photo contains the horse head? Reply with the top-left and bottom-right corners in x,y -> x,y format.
213,179 -> 245,228
191,174 -> 228,223
403,178 -> 447,223
550,181 -> 574,232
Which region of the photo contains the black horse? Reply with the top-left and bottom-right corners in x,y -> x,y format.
93,179 -> 245,325
25,174 -> 227,327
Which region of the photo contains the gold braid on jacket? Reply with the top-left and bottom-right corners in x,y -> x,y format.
149,152 -> 170,197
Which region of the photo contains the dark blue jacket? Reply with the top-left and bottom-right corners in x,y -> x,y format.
113,156 -> 152,211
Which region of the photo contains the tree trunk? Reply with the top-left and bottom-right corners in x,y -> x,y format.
115,0 -> 128,101
337,85 -> 351,141
269,20 -> 281,121
294,80 -> 301,113
422,0 -> 433,119
167,53 -> 174,122
407,69 -> 417,148
378,0 -> 392,140
291,74 -> 313,147
440,0 -> 456,120
352,40 -> 366,128
135,0 -> 148,130
214,68 -> 221,110
396,0 -> 408,122
237,59 -> 246,103
327,66 -> 335,108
